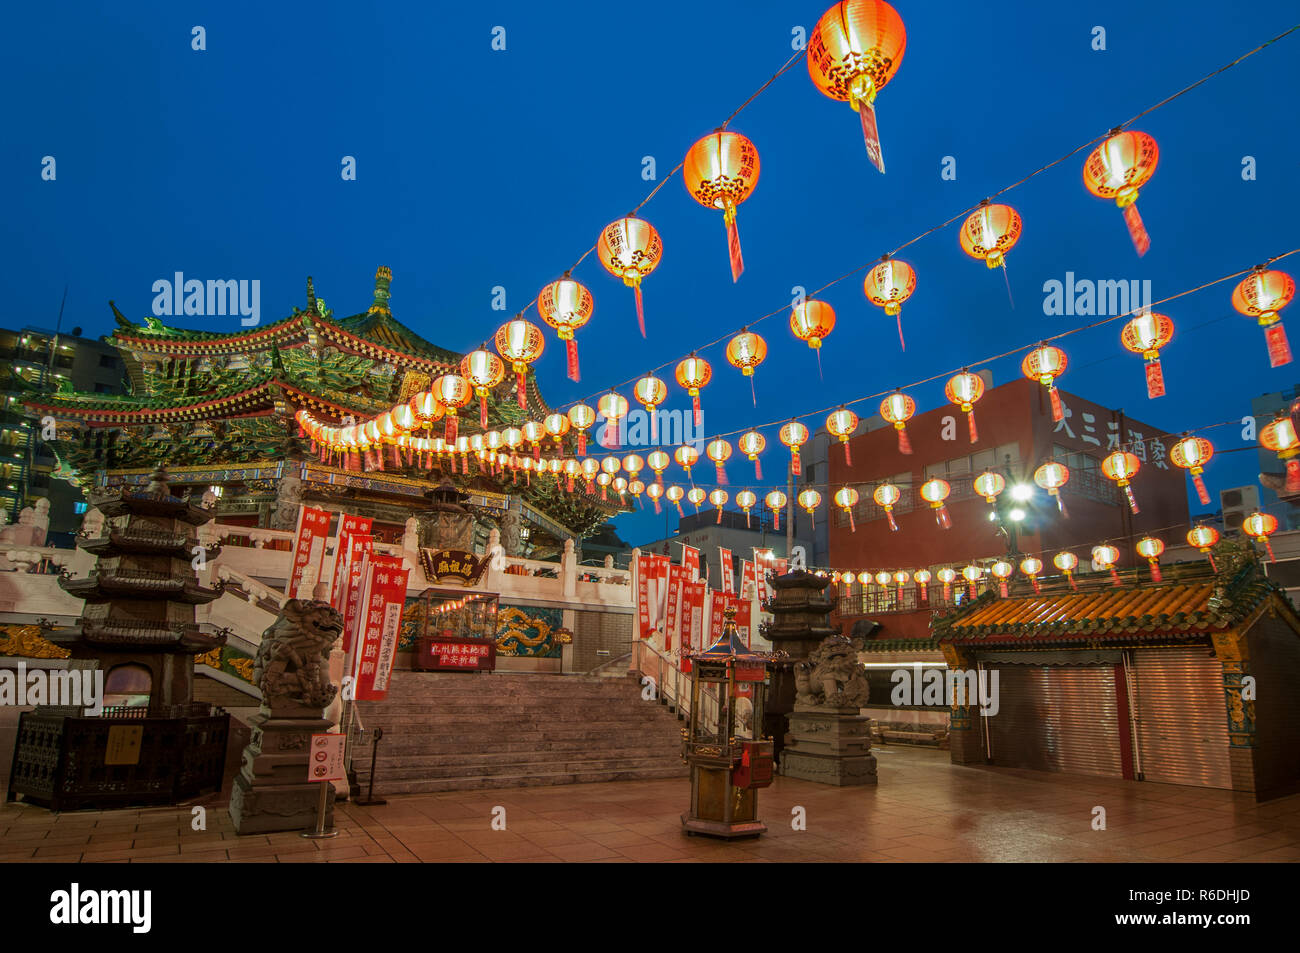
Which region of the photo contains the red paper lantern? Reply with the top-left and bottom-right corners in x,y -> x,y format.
738,430 -> 765,481
1022,345 -> 1068,422
1054,551 -> 1078,591
683,131 -> 760,281
1019,556 -> 1043,594
494,319 -> 545,410
973,469 -> 1005,505
1187,524 -> 1221,570
597,391 -> 629,450
873,481 -> 901,531
1083,129 -> 1159,256
834,486 -> 860,532
706,438 -> 733,486
675,444 -> 699,480
1242,511 -> 1278,562
567,403 -> 596,457
919,477 -> 952,529
597,216 -> 662,337
736,489 -> 758,528
863,257 -> 916,348
675,354 -> 712,429
959,201 -> 1022,270
727,329 -> 767,405
1101,450 -> 1141,514
945,370 -> 984,443
1260,413 -> 1300,494
1120,312 -> 1174,398
765,490 -> 788,531
806,0 -> 907,171
434,374 -> 472,443
879,391 -> 914,454
826,408 -> 859,466
1170,435 -> 1213,506
1136,536 -> 1165,583
1033,461 -> 1070,514
633,373 -> 668,444
537,278 -> 594,382
1093,544 -> 1122,586
709,489 -> 729,523
991,560 -> 1014,598
1233,266 -> 1295,368
779,420 -> 810,476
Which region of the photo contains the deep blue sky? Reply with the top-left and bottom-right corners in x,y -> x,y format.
3,1 -> 1298,551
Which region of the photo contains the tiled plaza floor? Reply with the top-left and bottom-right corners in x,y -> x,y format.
3,747 -> 1299,862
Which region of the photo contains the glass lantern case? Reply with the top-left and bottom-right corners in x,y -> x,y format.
681,606 -> 773,839
410,587 -> 500,672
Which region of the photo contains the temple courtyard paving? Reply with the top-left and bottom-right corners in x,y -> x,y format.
3,747 -> 1298,863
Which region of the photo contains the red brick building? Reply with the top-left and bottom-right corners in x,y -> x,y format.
830,377 -> 1191,643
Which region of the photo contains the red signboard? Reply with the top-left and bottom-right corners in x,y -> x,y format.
340,534 -> 373,653
416,636 -> 496,672
286,506 -> 331,599
637,557 -> 652,639
719,547 -> 734,594
351,558 -> 409,700
665,564 -> 685,652
331,515 -> 373,612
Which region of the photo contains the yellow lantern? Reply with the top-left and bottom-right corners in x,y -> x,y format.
687,486 -> 707,513
834,486 -> 860,532
597,391 -> 629,450
1093,544 -> 1122,586
879,390 -> 915,455
633,373 -> 668,443
647,449 -> 670,485
919,478 -> 952,529
797,488 -> 822,518
726,329 -> 767,405
738,429 -> 765,481
765,490 -> 788,531
779,420 -> 810,476
1034,461 -> 1070,514
709,488 -> 729,523
991,560 -> 1014,598
736,489 -> 758,528
873,481 -> 901,532
675,354 -> 712,428
675,444 -> 699,481
568,402 -> 597,457
666,484 -> 686,517
1019,556 -> 1043,594
945,370 -> 984,444
826,408 -> 859,466
683,130 -> 760,281
1136,536 -> 1165,583
863,256 -> 916,348
706,438 -> 733,486
434,373 -> 473,444
646,480 -> 664,512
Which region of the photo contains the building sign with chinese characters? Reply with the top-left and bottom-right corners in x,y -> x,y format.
417,636 -> 496,672
420,549 -> 488,586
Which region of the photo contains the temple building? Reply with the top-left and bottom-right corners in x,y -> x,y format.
24,268 -> 620,558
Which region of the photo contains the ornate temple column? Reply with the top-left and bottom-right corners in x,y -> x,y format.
1210,628 -> 1257,793
941,642 -> 985,765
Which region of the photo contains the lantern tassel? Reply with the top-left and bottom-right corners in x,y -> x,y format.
999,580 -> 1008,598
857,99 -> 885,174
566,475 -> 574,493
897,312 -> 905,351
634,284 -> 646,338
816,347 -> 823,382
848,510 -> 855,533
1192,473 -> 1211,506
715,461 -> 727,486
566,338 -> 580,382
1122,202 -> 1151,257
1065,571 -> 1077,592
1287,459 -> 1300,495
1145,358 -> 1166,399
577,432 -> 586,456
1264,539 -> 1277,562
744,510 -> 751,529
886,509 -> 898,532
843,441 -> 852,467
790,452 -> 801,477
773,509 -> 780,532
1056,492 -> 1068,518
1109,566 -> 1121,586
692,394 -> 702,429
516,370 -> 527,409
675,502 -> 683,517
1001,260 -> 1015,309
1123,484 -> 1140,515
935,504 -> 951,530
726,211 -> 744,282
391,445 -> 401,469
650,407 -> 657,444
1030,577 -> 1041,594
749,374 -> 757,407
600,484 -> 606,501
533,444 -> 541,463
445,415 -> 458,444
716,507 -> 722,525
896,427 -> 911,455
967,409 -> 979,444
652,497 -> 661,514
1207,551 -> 1218,572
1149,561 -> 1163,583
1265,323 -> 1293,368
1049,386 -> 1064,423
753,458 -> 762,481
942,582 -> 951,602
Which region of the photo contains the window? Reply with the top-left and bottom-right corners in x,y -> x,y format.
103,663 -> 152,709
804,464 -> 816,485
98,354 -> 116,368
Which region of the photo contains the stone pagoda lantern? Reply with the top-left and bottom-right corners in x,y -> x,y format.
759,570 -> 839,764
681,606 -> 774,839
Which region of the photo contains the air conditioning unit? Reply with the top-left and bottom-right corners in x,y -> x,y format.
1220,485 -> 1260,536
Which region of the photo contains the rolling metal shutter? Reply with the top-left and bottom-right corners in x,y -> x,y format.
986,664 -> 1123,778
1131,647 -> 1232,789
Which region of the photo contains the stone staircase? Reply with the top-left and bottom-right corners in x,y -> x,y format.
351,671 -> 687,794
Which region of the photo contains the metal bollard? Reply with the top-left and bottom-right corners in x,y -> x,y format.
353,727 -> 387,806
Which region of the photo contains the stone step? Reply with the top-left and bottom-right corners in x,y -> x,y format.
354,764 -> 688,795
359,754 -> 683,781
354,713 -> 667,731
368,725 -> 677,748
363,739 -> 680,762
358,700 -> 657,714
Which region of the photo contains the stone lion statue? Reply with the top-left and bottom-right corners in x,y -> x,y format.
794,634 -> 869,711
254,599 -> 343,712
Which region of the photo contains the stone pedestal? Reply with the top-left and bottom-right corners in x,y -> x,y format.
780,708 -> 878,786
229,710 -> 336,834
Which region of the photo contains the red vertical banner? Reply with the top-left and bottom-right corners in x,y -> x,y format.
340,534 -> 374,653
740,560 -> 756,601
351,559 -> 409,701
709,590 -> 726,640
286,506 -> 331,599
735,597 -> 752,648
637,556 -> 652,640
330,515 -> 373,611
680,544 -> 700,581
688,582 -> 706,652
719,547 -> 734,594
665,564 -> 684,653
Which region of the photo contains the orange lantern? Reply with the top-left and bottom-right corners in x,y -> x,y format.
687,486 -> 707,513
434,374 -> 472,444
1136,536 -> 1165,583
959,200 -> 1022,271
595,470 -> 613,502
797,488 -> 822,518
494,318 -> 545,410
568,403 -> 597,457
709,488 -> 729,523
1033,461 -> 1070,514
633,373 -> 668,443
409,390 -> 444,434
834,486 -> 860,532
613,475 -> 629,503
666,484 -> 685,517
683,131 -> 760,281
675,443 -> 699,481
1022,345 -> 1068,423
879,390 -> 914,454
460,344 -> 505,429
1243,511 -> 1279,562
1083,129 -> 1159,256
961,565 -> 982,600
736,489 -> 758,528
726,329 -> 768,405
945,370 -> 984,443
1101,450 -> 1141,514
873,481 -> 901,532
919,477 -> 952,529
675,354 -> 712,429
973,469 -> 1005,506
536,278 -> 594,382
1054,551 -> 1078,591
706,438 -> 733,486
1169,435 -> 1213,506
522,420 -> 547,462
563,457 -> 581,494
991,560 -> 1014,598
893,570 -> 908,600
738,430 -> 765,481
1019,556 -> 1043,594
597,391 -> 629,450
863,257 -> 916,349
790,300 -> 836,352
1233,265 -> 1296,368
766,490 -> 788,531
621,453 -> 645,483
579,456 -> 600,491
1093,544 -> 1122,586
544,413 -> 571,453
1120,311 -> 1174,399
645,480 -> 664,512
936,567 -> 957,601
779,420 -> 810,476
1187,524 -> 1221,571
806,0 -> 907,171
1261,412 -> 1300,494
647,449 -> 670,485
597,216 -> 662,337
874,570 -> 892,589
914,568 -> 932,602
825,408 -> 859,466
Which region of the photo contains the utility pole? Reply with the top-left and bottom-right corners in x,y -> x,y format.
785,459 -> 794,557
